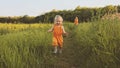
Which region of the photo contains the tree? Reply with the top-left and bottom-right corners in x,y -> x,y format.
103,5 -> 117,14
117,5 -> 120,13
75,6 -> 81,11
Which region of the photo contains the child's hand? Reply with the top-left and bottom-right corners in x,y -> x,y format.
48,30 -> 52,32
63,32 -> 68,37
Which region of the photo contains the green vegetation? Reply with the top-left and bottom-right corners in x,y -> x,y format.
0,24 -> 54,68
0,5 -> 120,23
0,19 -> 120,68
71,19 -> 120,68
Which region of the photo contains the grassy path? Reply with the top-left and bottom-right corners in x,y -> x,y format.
52,28 -> 77,68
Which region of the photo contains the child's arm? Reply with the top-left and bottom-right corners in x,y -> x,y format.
62,26 -> 68,36
48,26 -> 54,32
62,26 -> 66,34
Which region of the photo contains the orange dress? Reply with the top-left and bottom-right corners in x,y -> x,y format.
74,17 -> 78,25
52,25 -> 63,47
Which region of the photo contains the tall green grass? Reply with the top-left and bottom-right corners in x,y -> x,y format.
71,19 -> 120,68
0,24 -> 55,68
0,20 -> 120,68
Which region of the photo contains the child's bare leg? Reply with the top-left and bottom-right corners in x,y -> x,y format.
53,46 -> 57,54
58,45 -> 62,54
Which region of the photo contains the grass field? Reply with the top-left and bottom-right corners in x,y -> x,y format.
0,20 -> 120,68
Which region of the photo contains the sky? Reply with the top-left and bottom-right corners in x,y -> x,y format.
0,0 -> 120,16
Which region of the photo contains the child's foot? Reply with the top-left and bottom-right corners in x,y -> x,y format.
53,47 -> 57,54
53,50 -> 57,54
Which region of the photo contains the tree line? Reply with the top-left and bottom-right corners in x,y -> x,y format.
0,5 -> 120,23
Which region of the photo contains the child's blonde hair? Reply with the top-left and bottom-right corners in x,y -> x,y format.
54,15 -> 63,23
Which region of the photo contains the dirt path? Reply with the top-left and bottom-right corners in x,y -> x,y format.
53,31 -> 77,68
